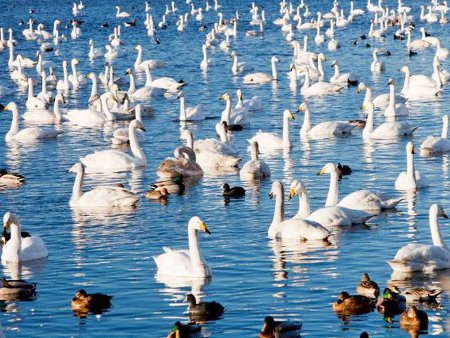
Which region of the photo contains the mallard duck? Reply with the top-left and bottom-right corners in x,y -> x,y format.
0,277 -> 36,301
402,287 -> 442,303
149,175 -> 185,195
400,306 -> 428,331
71,289 -> 113,316
145,187 -> 170,200
0,169 -> 25,186
332,291 -> 376,315
166,321 -> 201,338
186,293 -> 224,321
259,316 -> 302,338
377,288 -> 406,316
356,273 -> 379,298
222,183 -> 245,198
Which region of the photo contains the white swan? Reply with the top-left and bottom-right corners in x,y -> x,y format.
330,60 -> 357,85
384,79 -> 409,118
242,56 -> 279,84
362,101 -> 417,140
23,92 -> 65,123
370,48 -> 384,73
200,44 -> 210,72
112,105 -> 146,145
142,65 -> 185,91
299,102 -> 354,139
318,162 -> 403,212
1,212 -> 48,263
220,93 -> 251,127
268,181 -> 330,241
235,89 -> 263,112
231,51 -> 253,75
115,6 -> 130,18
68,58 -> 86,90
240,141 -> 270,179
80,120 -> 146,173
400,66 -> 440,100
248,109 -> 295,152
68,163 -> 138,208
65,92 -> 117,126
395,142 -> 429,190
3,102 -> 62,142
420,115 -> 450,155
88,39 -> 103,59
153,216 -> 212,278
388,204 -> 450,273
134,45 -> 163,71
178,92 -> 205,121
435,39 -> 450,60
289,180 -> 374,228
25,78 -> 48,109
300,67 -> 343,96
126,67 -> 165,99
56,60 -> 70,91
406,29 -> 431,52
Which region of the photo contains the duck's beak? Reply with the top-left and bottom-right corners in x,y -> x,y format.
199,222 -> 211,234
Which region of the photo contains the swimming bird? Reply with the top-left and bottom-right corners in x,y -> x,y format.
222,183 -> 245,198
242,56 -> 279,84
356,273 -> 380,298
166,322 -> 201,338
240,141 -> 271,179
332,291 -> 376,315
400,306 -> 428,332
0,277 -> 36,301
259,316 -> 302,338
420,115 -> 450,155
0,169 -> 25,186
145,187 -> 170,201
71,289 -> 113,316
185,293 -> 224,321
395,142 -> 429,191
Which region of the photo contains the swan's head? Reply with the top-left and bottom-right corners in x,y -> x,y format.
219,93 -> 230,101
283,109 -> 295,120
430,204 -> 448,219
271,56 -> 280,63
2,102 -> 17,112
297,102 -> 308,112
230,51 -> 236,57
331,60 -> 337,68
317,162 -> 337,175
130,119 -> 146,132
387,78 -> 394,86
406,141 -> 415,155
318,53 -> 326,61
125,68 -> 133,75
85,72 -> 95,80
269,181 -> 283,199
356,82 -> 366,93
3,211 -> 14,230
56,92 -> 66,104
443,115 -> 449,124
89,39 -> 93,46
135,45 -> 142,51
68,162 -> 84,174
399,65 -> 408,73
289,179 -> 305,199
188,216 -> 211,234
177,92 -> 185,99
72,58 -> 79,65
235,89 -> 243,100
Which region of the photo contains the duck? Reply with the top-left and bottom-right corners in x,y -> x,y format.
300,67 -> 343,96
1,212 -> 48,263
2,102 -> 62,142
71,289 -> 113,316
223,183 -> 245,198
362,101 -> 417,140
289,180 -> 375,228
268,181 -> 330,241
240,141 -> 271,179
185,293 -> 224,321
356,273 -> 380,298
0,169 -> 25,186
298,102 -> 354,139
178,92 -> 205,122
389,204 -> 450,273
166,322 -> 202,338
377,287 -> 406,316
149,175 -> 185,195
145,187 -> 170,201
153,216 -> 212,278
80,120 -> 146,173
318,162 -> 402,212
332,291 -> 376,315
384,79 -> 409,118
0,277 -> 36,300
395,142 -> 429,191
259,316 -> 302,338
68,163 -> 138,209
248,109 -> 295,152
420,115 -> 450,155
242,56 -> 279,84
401,287 -> 442,303
400,306 -> 428,332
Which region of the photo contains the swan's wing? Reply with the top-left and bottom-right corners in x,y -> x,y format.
80,187 -> 138,208
308,207 -> 352,227
338,190 -> 382,211
153,249 -> 193,276
20,236 -> 48,261
275,218 -> 330,240
390,244 -> 450,272
81,150 -> 135,171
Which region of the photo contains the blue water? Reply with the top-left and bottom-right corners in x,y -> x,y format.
0,0 -> 449,336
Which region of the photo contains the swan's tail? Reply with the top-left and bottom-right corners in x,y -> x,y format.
387,260 -> 413,273
381,197 -> 403,210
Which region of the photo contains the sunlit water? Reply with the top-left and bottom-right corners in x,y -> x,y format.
0,0 -> 449,337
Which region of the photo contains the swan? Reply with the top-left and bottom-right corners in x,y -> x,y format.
231,51 -> 253,75
80,120 -> 146,173
134,45 -> 163,71
435,39 -> 450,60
88,39 -> 103,60
25,78 -> 48,109
157,141 -> 203,179
395,142 -> 429,190
126,67 -> 165,99
384,79 -> 409,118
112,105 -> 145,145
289,180 -> 374,228
300,67 -> 343,96
104,45 -> 118,62
268,181 -> 330,241
22,19 -> 38,40
298,102 -> 354,139
220,93 -> 251,128
419,27 -> 439,46
314,25 -> 324,44
115,6 -> 130,18
178,92 -> 205,121
200,44 -> 210,72
362,101 -> 417,140
23,92 -> 65,123
400,66 -> 440,99
242,56 -> 279,84
240,141 -> 270,179
68,58 -> 86,90
318,162 -> 403,212
141,65 -> 185,91
153,216 -> 212,278
420,115 -> 450,155
406,29 -> 431,52
248,109 -> 295,152
235,89 -> 263,112
68,163 -> 138,208
65,92 -> 117,126
1,212 -> 48,263
388,204 -> 450,273
370,48 -> 384,73
56,60 -> 70,91
2,102 -> 62,142
330,60 -> 357,85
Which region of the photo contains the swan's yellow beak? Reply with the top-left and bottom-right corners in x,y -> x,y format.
288,111 -> 295,119
356,87 -> 362,93
361,104 -> 366,111
297,105 -> 303,112
199,221 -> 211,234
317,166 -> 326,175
289,188 -> 296,199
3,221 -> 9,230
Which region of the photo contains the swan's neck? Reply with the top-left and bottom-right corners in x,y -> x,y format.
364,87 -> 373,105
272,187 -> 285,225
100,95 -> 115,121
221,97 -> 231,123
89,76 -> 97,101
128,72 -> 136,93
333,64 -> 340,78
70,168 -> 84,204
37,55 -> 42,71
406,150 -> 416,181
432,62 -> 442,88
218,126 -> 228,143
179,96 -> 187,121
401,68 -> 410,92
282,114 -> 290,147
442,118 -> 449,139
8,44 -> 14,65
41,72 -> 47,93
296,189 -> 310,218
129,123 -> 146,163
271,59 -> 278,80
185,132 -> 194,149
71,62 -> 79,86
28,80 -> 34,100
317,59 -> 324,78
202,46 -> 207,63
54,97 -> 62,121
232,55 -> 238,74
135,48 -> 142,65
144,66 -> 153,86
6,106 -> 20,139
8,223 -> 22,261
430,211 -> 446,247
188,226 -> 204,275
362,106 -> 374,139
388,83 -> 395,109
63,63 -> 69,85
300,106 -> 311,137
302,69 -> 310,90
325,168 -> 339,207
250,144 -> 259,161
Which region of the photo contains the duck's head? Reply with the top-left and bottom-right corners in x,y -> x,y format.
382,288 -> 394,300
406,306 -> 419,319
337,291 -> 350,303
168,322 -> 183,337
189,216 -> 211,234
261,316 -> 276,332
185,293 -> 197,305
223,183 -> 230,190
73,289 -> 89,301
361,273 -> 371,282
